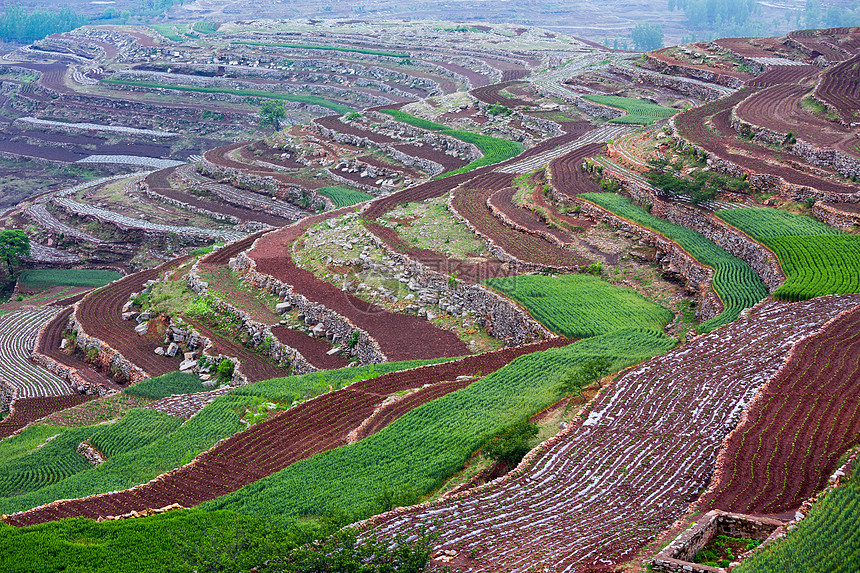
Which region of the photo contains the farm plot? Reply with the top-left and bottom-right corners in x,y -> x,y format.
745,65 -> 820,88
484,274 -> 673,338
497,128 -> 627,175
735,472 -> 860,573
315,115 -> 397,145
317,186 -> 373,208
380,109 -> 524,177
201,328 -> 674,520
368,296 -> 860,573
5,339 -> 567,525
548,142 -> 606,198
27,204 -> 103,244
470,81 -> 532,107
579,193 -> 768,331
0,308 -> 72,398
717,208 -> 860,301
0,395 -> 93,439
451,172 -> 589,268
674,90 -> 858,196
176,165 -> 306,224
815,54 -> 860,125
735,84 -> 860,159
581,95 -> 678,125
75,256 -> 193,378
249,216 -> 471,361
702,304 -> 860,514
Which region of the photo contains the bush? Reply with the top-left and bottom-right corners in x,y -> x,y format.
482,420 -> 539,466
218,358 -> 234,381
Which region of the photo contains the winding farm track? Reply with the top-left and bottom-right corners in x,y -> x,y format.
675,89 -> 860,196
249,213 -> 471,361
5,338 -> 572,526
75,257 -> 193,378
702,305 -> 860,515
369,296 -> 860,573
0,395 -> 94,439
0,308 -> 71,398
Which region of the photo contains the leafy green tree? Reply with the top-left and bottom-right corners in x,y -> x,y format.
259,100 -> 286,132
482,420 -> 539,466
558,355 -> 614,395
631,23 -> 664,51
0,229 -> 29,279
217,358 -> 234,381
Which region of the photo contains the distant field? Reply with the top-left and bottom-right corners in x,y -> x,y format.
582,95 -> 678,125
485,273 -> 673,338
101,79 -> 354,114
19,269 -> 122,289
317,186 -> 373,208
380,109 -> 523,176
231,41 -> 409,58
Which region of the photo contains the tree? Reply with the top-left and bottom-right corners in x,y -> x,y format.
482,420 -> 540,466
259,100 -> 286,132
631,23 -> 664,51
559,355 -> 614,396
0,229 -> 29,279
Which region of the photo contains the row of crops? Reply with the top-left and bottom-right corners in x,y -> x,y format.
231,41 -> 409,59
0,359 -> 449,515
736,476 -> 860,573
100,79 -> 355,114
579,193 -> 768,332
484,274 -> 674,338
380,109 -> 524,177
581,95 -> 678,125
18,269 -> 122,289
717,208 -> 860,301
317,186 -> 373,208
201,328 -> 676,519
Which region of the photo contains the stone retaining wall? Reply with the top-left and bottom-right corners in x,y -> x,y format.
643,53 -> 746,89
609,63 -> 725,102
812,202 -> 860,228
187,257 -> 317,375
230,249 -> 387,365
136,180 -> 241,224
69,310 -> 149,386
575,198 -> 723,321
362,231 -> 551,347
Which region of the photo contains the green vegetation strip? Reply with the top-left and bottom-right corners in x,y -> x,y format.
123,372 -> 208,401
202,328 -> 676,520
317,186 -> 373,208
18,269 -> 122,288
0,360 -> 448,515
580,193 -> 767,332
582,95 -> 678,126
717,208 -> 860,302
100,79 -> 354,114
232,41 -> 408,58
736,476 -> 860,573
380,109 -> 524,177
485,274 -> 673,338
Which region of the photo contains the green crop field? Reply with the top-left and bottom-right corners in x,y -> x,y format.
736,477 -> 860,573
231,41 -> 409,58
123,372 -> 208,400
317,186 -> 373,208
100,79 -> 354,114
485,274 -> 673,338
582,95 -> 678,125
380,109 -> 523,176
717,208 -> 860,301
580,193 -> 768,332
18,269 -> 122,288
202,328 -> 675,520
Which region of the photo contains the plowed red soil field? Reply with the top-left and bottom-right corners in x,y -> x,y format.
702,306 -> 860,514
0,394 -> 94,439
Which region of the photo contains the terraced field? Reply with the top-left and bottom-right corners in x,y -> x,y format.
0,308 -> 71,398
368,296 -> 860,572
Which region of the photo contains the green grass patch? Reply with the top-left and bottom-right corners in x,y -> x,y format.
317,186 -> 373,208
101,79 -> 354,114
485,273 -> 673,338
581,193 -> 768,332
192,22 -> 218,34
231,41 -> 408,58
380,109 -> 524,177
202,329 -> 676,520
18,269 -> 122,289
148,24 -> 184,42
582,95 -> 678,125
0,424 -> 69,463
123,372 -> 208,400
717,208 -> 860,301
